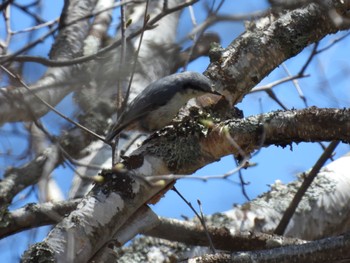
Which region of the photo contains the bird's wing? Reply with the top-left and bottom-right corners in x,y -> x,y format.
105,85 -> 173,141
118,81 -> 177,124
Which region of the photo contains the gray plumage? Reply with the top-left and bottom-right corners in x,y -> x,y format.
105,71 -> 218,142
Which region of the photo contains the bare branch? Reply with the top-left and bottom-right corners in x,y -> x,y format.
274,141 -> 340,235
146,217 -> 305,251
0,148 -> 59,209
0,199 -> 80,238
190,232 -> 350,263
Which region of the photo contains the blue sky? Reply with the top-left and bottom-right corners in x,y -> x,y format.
1,1 -> 349,261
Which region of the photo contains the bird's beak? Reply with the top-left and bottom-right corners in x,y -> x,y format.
211,90 -> 222,96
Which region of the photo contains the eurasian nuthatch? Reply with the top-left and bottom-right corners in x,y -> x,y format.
105,71 -> 219,142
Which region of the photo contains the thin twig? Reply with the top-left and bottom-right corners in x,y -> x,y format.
316,32 -> 350,53
235,158 -> 250,201
298,42 -> 319,76
12,2 -> 47,25
110,0 -> 151,165
274,141 -> 340,235
0,0 -> 136,65
122,0 -> 149,112
117,0 -> 127,113
11,18 -> 59,35
162,0 -> 168,11
182,3 -> 200,71
109,0 -> 130,165
282,62 -> 332,157
282,63 -> 307,107
198,199 -> 216,254
2,0 -> 199,66
265,89 -> 288,110
172,187 -> 216,254
214,0 -> 225,13
1,65 -> 107,143
251,74 -> 309,93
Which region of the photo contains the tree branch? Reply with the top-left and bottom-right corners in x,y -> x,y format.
205,1 -> 350,105
191,232 -> 350,263
0,199 -> 80,238
146,217 -> 305,251
0,0 -> 99,125
0,148 -> 58,209
128,107 -> 350,175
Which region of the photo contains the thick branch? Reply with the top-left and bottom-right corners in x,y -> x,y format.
128,107 -> 350,174
23,169 -> 173,262
205,1 -> 350,105
192,232 -> 350,263
221,107 -> 350,154
0,148 -> 57,209
146,217 -> 305,251
0,199 -> 80,238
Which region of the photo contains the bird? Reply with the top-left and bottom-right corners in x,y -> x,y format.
105,71 -> 220,142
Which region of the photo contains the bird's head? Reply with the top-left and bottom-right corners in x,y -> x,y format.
176,71 -> 221,99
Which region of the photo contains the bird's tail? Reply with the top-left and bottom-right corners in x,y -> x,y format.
105,123 -> 125,142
